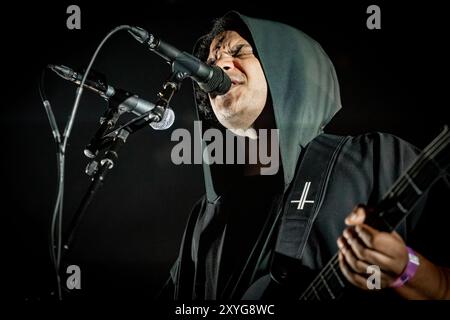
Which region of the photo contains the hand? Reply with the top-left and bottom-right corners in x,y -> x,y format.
337,205 -> 409,290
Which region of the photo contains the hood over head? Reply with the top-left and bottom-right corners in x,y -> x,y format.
193,11 -> 342,202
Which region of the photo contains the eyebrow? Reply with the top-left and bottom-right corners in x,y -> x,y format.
207,42 -> 252,64
232,43 -> 251,52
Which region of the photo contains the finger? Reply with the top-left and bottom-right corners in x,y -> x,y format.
354,224 -> 404,250
391,231 -> 404,241
338,251 -> 368,290
383,231 -> 408,262
339,251 -> 392,290
348,227 -> 400,274
354,224 -> 380,249
345,205 -> 367,226
343,228 -> 371,262
338,236 -> 370,274
355,225 -> 406,261
365,265 -> 395,289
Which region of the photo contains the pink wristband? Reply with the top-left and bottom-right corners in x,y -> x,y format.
390,246 -> 420,288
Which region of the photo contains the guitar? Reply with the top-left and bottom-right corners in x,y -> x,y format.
244,126 -> 450,301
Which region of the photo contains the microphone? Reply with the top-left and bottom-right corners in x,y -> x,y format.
128,26 -> 231,95
49,64 -> 174,130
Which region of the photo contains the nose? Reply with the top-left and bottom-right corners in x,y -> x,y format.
215,55 -> 234,71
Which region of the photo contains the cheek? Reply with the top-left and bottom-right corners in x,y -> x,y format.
245,60 -> 267,91
248,66 -> 268,100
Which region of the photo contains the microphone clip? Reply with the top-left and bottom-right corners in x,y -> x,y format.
83,100 -> 124,159
118,70 -> 183,134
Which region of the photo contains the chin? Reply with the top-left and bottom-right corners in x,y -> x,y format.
218,115 -> 238,129
214,101 -> 250,127
215,104 -> 240,121
219,116 -> 252,132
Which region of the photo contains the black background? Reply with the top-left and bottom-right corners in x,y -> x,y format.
2,0 -> 448,302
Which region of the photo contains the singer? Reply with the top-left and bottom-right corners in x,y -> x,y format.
159,11 -> 450,300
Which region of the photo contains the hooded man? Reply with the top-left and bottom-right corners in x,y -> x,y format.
162,11 -> 450,300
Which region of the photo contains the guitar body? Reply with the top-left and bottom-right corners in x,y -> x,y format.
242,256 -> 395,301
242,253 -> 315,300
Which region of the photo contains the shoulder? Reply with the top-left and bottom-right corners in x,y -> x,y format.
348,132 -> 419,152
319,132 -> 421,160
315,132 -> 422,181
350,132 -> 421,166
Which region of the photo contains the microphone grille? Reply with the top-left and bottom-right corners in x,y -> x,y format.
150,107 -> 175,130
199,66 -> 231,95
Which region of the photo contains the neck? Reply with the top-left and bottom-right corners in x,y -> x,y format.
229,126 -> 258,140
239,103 -> 279,176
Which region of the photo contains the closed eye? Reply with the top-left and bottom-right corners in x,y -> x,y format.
206,43 -> 253,65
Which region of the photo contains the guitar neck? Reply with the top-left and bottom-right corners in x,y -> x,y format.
299,126 -> 450,301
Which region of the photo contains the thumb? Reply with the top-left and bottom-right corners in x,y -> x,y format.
345,204 -> 367,226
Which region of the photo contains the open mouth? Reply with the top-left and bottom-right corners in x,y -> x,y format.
230,80 -> 244,88
229,74 -> 245,87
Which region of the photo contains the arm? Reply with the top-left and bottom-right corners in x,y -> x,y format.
337,205 -> 450,299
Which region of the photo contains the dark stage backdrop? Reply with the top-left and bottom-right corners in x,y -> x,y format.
2,1 -> 448,301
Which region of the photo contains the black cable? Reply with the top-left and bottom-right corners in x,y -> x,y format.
40,25 -> 132,300
39,65 -> 63,299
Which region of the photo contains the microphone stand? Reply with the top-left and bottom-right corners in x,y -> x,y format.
61,70 -> 186,273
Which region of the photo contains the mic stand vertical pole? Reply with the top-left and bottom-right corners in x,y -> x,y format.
63,128 -> 129,253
